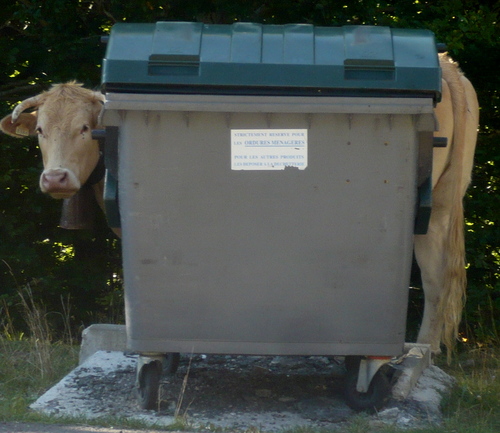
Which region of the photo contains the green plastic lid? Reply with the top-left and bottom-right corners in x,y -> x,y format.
102,22 -> 441,100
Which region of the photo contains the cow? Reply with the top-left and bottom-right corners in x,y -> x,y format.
0,82 -> 111,230
1,82 -> 104,200
0,54 -> 479,357
414,54 -> 479,358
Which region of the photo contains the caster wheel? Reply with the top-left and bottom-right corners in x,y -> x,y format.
137,360 -> 162,410
344,356 -> 362,373
163,352 -> 180,375
344,367 -> 391,412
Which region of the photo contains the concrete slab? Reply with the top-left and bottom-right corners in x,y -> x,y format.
31,349 -> 454,431
79,324 -> 126,364
391,343 -> 432,400
32,351 -> 173,427
31,325 -> 449,431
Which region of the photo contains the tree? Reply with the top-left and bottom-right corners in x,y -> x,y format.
1,0 -> 499,344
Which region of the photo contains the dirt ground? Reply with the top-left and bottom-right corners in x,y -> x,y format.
156,354 -> 356,428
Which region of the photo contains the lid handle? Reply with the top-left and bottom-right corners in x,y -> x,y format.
149,22 -> 202,76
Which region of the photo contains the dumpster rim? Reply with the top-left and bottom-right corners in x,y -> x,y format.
101,93 -> 435,116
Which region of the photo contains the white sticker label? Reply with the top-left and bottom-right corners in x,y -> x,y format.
231,129 -> 308,170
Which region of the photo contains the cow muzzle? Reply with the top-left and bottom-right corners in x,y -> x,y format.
40,168 -> 81,199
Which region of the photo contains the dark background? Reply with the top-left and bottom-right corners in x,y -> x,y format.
0,0 -> 498,349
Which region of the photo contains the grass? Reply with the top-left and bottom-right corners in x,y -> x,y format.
0,340 -> 78,420
0,285 -> 79,422
439,348 -> 500,432
1,286 -> 499,432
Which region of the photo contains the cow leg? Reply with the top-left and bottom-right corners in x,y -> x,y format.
414,211 -> 450,354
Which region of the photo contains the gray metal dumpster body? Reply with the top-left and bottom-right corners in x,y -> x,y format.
100,22 -> 440,410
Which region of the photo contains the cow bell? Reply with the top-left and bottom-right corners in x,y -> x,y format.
59,184 -> 97,230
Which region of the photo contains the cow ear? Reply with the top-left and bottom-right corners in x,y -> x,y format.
0,112 -> 38,138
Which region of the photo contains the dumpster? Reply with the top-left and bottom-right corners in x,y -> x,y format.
100,22 -> 441,411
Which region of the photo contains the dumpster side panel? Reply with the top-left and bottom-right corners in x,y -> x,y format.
118,109 -> 417,356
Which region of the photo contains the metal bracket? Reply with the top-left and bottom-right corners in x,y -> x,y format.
91,127 -> 121,229
433,136 -> 448,148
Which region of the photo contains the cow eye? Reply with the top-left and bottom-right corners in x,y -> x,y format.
81,124 -> 90,134
35,126 -> 43,135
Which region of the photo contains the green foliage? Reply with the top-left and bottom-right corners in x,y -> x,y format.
0,289 -> 79,420
440,348 -> 500,432
0,339 -> 78,420
0,129 -> 123,335
464,132 -> 500,344
457,10 -> 500,345
0,0 -> 499,343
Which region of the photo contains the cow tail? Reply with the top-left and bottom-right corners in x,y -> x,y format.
440,194 -> 466,362
436,55 -> 469,362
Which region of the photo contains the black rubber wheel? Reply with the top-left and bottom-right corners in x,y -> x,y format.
163,352 -> 180,375
344,356 -> 362,373
137,361 -> 162,410
344,367 -> 391,412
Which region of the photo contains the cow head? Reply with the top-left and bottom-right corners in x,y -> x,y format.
0,82 -> 105,199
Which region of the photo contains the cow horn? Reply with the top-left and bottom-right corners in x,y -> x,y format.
11,95 -> 43,122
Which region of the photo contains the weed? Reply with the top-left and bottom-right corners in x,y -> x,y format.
17,285 -> 53,379
174,353 -> 193,419
344,414 -> 372,432
0,282 -> 78,421
440,348 -> 500,431
0,339 -> 78,420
